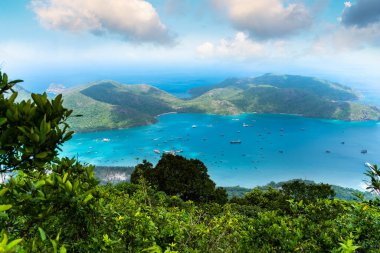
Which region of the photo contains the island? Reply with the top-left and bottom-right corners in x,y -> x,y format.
58,74 -> 380,132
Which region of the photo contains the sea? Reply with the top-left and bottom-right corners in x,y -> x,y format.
62,112 -> 380,190
60,76 -> 380,190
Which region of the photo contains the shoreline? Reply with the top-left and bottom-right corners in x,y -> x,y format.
72,111 -> 380,133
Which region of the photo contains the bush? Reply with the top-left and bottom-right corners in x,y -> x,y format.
131,154 -> 228,204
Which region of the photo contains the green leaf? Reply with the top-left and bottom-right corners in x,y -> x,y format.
83,194 -> 93,204
0,188 -> 9,197
142,244 -> 163,253
9,92 -> 18,103
1,231 -> 8,245
35,152 -> 48,159
0,204 -> 12,212
50,239 -> 57,253
2,73 -> 8,84
38,227 -> 46,241
62,172 -> 68,183
59,245 -> 67,253
34,180 -> 46,189
0,118 -> 7,126
65,181 -> 72,192
17,126 -> 28,135
5,239 -> 23,250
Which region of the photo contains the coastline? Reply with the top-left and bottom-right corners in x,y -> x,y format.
71,111 -> 380,133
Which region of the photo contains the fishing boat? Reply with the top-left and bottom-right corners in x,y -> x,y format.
230,140 -> 242,144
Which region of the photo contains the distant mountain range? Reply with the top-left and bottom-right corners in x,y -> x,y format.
14,74 -> 380,132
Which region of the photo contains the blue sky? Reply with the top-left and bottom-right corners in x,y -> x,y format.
0,0 -> 379,91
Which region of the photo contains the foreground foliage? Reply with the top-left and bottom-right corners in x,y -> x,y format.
1,71 -> 380,252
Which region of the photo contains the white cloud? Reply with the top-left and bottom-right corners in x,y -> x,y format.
213,0 -> 312,39
31,0 -> 174,44
196,32 -> 265,60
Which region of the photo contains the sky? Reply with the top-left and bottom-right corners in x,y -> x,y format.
0,0 -> 380,91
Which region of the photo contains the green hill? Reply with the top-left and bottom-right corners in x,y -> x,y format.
11,74 -> 378,131
62,81 -> 182,131
190,74 -> 358,101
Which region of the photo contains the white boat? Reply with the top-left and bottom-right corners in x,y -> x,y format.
230,140 -> 242,144
192,125 -> 197,128
243,123 -> 250,127
164,149 -> 183,155
102,138 -> 110,142
164,150 -> 177,155
154,149 -> 160,154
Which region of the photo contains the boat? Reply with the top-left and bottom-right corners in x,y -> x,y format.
242,123 -> 250,127
102,138 -> 110,142
153,149 -> 160,154
230,140 -> 242,144
361,149 -> 367,154
192,125 -> 197,128
164,149 -> 183,155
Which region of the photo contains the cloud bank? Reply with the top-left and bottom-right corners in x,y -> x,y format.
31,0 -> 174,44
213,0 -> 312,39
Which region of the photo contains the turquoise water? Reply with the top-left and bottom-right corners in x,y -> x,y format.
62,113 -> 380,189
